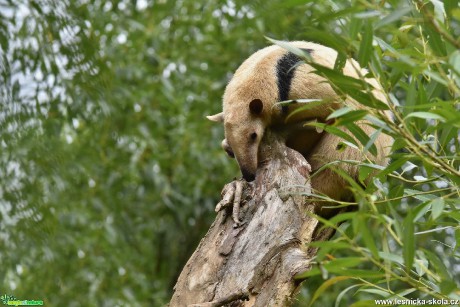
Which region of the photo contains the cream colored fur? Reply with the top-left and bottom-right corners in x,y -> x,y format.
208,41 -> 392,204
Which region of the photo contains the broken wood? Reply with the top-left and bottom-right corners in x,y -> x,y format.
170,129 -> 336,307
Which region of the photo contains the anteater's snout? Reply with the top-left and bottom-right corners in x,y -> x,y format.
242,170 -> 256,182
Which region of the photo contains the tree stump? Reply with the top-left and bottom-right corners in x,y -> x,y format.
170,130 -> 335,307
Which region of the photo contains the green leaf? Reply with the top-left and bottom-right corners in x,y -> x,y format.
311,61 -> 389,110
430,198 -> 445,220
357,214 -> 379,258
337,141 -> 359,151
344,122 -> 378,156
403,210 -> 415,272
316,7 -> 362,22
346,89 -> 389,110
295,267 -> 322,279
448,50 -> 460,87
305,122 -> 358,146
378,251 -> 404,265
387,288 -> 418,300
357,288 -> 390,297
277,98 -> 324,106
301,27 -> 351,55
358,20 -> 373,67
375,5 -> 413,29
364,114 -> 390,131
324,257 -> 365,270
349,18 -> 363,40
30,1 -> 44,14
405,112 -> 445,121
404,78 -> 418,116
413,201 -> 431,222
424,26 -> 447,57
430,0 -> 446,24
329,212 -> 357,225
414,253 -> 429,277
377,157 -> 408,179
332,165 -> 367,193
265,37 -> 313,61
456,228 -> 460,252
331,110 -> 368,124
358,165 -> 374,184
334,52 -> 347,72
283,99 -> 328,121
440,280 -> 458,294
354,11 -> 381,19
308,241 -> 350,249
327,106 -> 353,120
363,128 -> 382,155
423,69 -> 449,86
423,249 -> 452,281
335,285 -> 362,307
332,269 -> 384,278
310,62 -> 368,90
308,241 -> 352,263
308,276 -> 352,307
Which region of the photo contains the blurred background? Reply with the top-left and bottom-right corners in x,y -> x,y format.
1,0 -> 459,306
0,0 -> 318,305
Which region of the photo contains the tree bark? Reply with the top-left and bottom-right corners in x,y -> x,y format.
170,130 -> 335,307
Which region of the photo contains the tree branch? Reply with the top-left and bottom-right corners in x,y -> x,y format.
170,129 -> 335,306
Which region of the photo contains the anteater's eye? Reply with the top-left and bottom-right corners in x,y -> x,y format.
250,132 -> 257,141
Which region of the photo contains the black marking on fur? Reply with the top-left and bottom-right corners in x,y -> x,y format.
276,49 -> 312,102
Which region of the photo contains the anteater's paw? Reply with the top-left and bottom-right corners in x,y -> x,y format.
215,178 -> 252,227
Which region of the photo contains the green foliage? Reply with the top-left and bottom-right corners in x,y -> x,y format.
0,0 -> 459,306
287,1 -> 460,306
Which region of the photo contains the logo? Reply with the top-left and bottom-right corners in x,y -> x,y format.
0,294 -> 43,306
0,295 -> 15,305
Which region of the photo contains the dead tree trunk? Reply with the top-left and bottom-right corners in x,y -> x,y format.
170,130 -> 335,307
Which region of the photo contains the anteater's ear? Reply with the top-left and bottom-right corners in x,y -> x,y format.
249,99 -> 263,115
206,112 -> 224,122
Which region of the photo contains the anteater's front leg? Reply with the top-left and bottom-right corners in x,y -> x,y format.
215,178 -> 252,227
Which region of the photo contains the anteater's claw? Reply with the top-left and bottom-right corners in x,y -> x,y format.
215,179 -> 248,225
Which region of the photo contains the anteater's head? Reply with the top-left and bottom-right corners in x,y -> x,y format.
207,43 -> 312,181
207,98 -> 265,182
